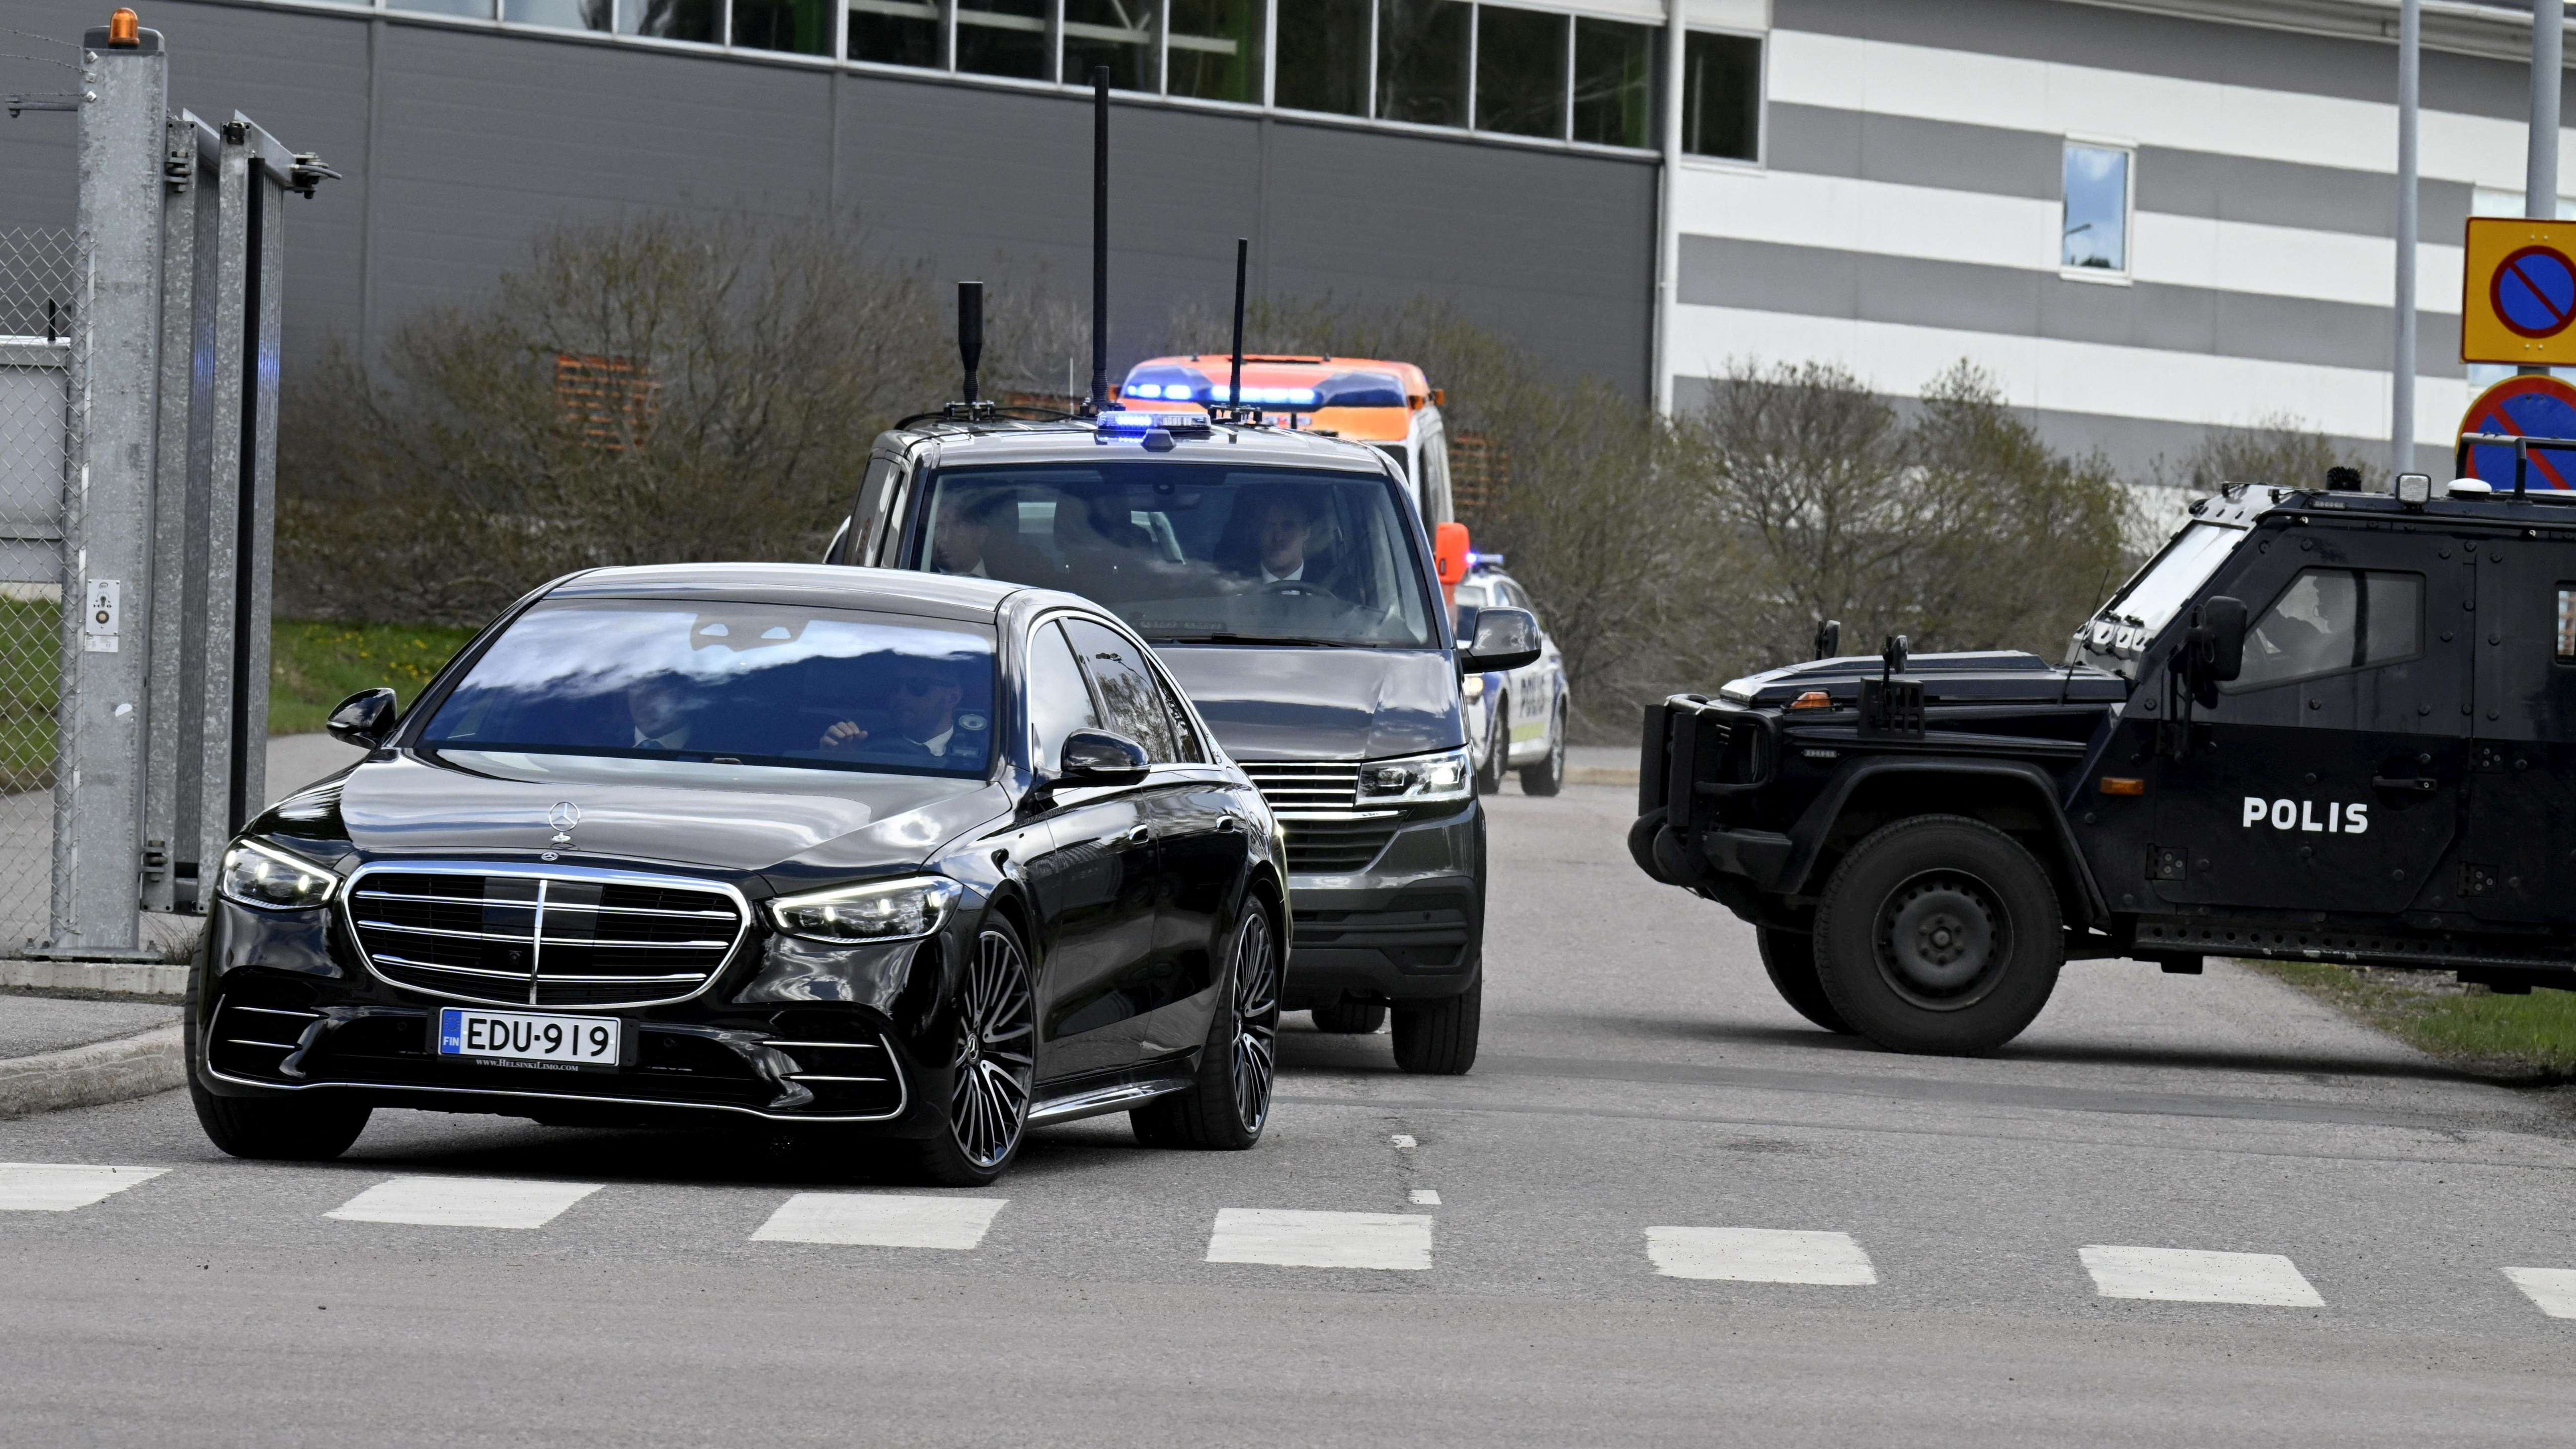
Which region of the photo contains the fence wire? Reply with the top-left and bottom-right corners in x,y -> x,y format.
0,227 -> 74,955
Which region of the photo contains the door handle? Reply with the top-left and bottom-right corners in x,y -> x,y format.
2370,775 -> 2439,793
1125,824 -> 1153,843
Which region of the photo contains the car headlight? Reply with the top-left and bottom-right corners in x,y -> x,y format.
217,839 -> 341,911
1356,747 -> 1473,806
767,876 -> 962,943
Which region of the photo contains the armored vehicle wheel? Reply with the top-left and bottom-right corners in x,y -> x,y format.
1754,927 -> 1855,1034
1392,977 -> 1482,1075
1311,1001 -> 1387,1033
1518,702 -> 1567,796
1811,815 -> 2062,1056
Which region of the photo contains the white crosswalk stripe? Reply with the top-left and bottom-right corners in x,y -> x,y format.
1205,1208 -> 1434,1270
0,1162 -> 167,1212
2078,1245 -> 2324,1307
2500,1266 -> 2576,1318
326,1176 -> 603,1230
752,1192 -> 1007,1249
1647,1226 -> 1879,1285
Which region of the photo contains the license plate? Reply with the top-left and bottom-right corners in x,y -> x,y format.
435,1007 -> 620,1072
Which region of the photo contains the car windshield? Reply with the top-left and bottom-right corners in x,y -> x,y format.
916,463 -> 1437,648
2096,521 -> 2241,635
417,599 -> 998,778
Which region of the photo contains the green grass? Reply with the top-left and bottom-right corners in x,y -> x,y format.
2247,959 -> 2576,1083
0,597 -> 58,792
269,620 -> 478,736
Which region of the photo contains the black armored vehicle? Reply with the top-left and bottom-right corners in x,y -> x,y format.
1634,471 -> 2576,1055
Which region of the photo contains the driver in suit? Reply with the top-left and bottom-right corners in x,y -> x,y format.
1232,490 -> 1338,598
817,657 -> 969,763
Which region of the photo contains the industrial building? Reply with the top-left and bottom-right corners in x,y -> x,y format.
1,0 -> 2568,475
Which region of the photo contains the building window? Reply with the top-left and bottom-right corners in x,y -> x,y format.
505,0 -> 612,30
1377,0 -> 1469,127
2061,141 -> 2131,272
850,0 -> 943,65
1680,30 -> 1757,160
1065,0 -> 1155,89
958,0 -> 1050,77
737,0 -> 835,51
1169,0 -> 1259,101
1571,17 -> 1655,148
1474,6 -> 1566,139
396,0 -> 498,16
620,0 -> 720,40
1275,0 -> 1370,114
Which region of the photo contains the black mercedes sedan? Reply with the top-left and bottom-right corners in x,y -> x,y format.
189,564 -> 1286,1185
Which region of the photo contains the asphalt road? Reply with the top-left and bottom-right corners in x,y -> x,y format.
7,780 -> 2576,1446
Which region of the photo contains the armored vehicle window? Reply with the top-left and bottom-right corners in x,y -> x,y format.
917,462 -> 1437,649
418,600 -> 998,778
1027,620 -> 1102,774
2229,569 -> 2422,692
2099,522 -> 2238,637
1064,617 -> 1188,762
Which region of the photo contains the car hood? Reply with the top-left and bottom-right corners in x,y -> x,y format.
334,749 -> 1009,876
1155,644 -> 1463,761
1718,651 -> 2130,707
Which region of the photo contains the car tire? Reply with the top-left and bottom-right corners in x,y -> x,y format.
1518,702 -> 1567,797
1754,927 -> 1855,1034
908,917 -> 1037,1187
1473,691 -> 1508,795
185,993 -> 370,1160
1810,815 -> 2063,1056
1133,898 -> 1280,1150
1391,976 -> 1481,1075
1310,1001 -> 1387,1033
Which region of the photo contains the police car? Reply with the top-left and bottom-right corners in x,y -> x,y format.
1453,558 -> 1569,795
1632,468 -> 2576,1056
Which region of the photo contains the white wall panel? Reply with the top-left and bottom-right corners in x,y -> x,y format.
1670,301 -> 2470,446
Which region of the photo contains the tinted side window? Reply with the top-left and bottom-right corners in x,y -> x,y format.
2231,568 -> 2422,691
2557,584 -> 2576,661
1064,618 -> 1181,762
1026,620 -> 1100,773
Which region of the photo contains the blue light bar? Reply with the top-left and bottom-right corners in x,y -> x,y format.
1094,409 -> 1211,436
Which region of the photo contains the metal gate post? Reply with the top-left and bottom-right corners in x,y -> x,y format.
45,19 -> 167,958
139,111 -> 209,914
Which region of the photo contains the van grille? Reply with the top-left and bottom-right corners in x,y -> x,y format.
347,865 -> 748,1008
1240,762 -> 1400,874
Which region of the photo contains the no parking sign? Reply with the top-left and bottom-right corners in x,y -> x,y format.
2457,375 -> 2576,488
2464,217 -> 2576,365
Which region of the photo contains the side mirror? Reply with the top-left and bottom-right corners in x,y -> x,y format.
1432,521 -> 1470,589
1462,606 -> 1541,673
2191,597 -> 2247,682
327,687 -> 399,749
1814,619 -> 1841,660
1057,728 -> 1149,785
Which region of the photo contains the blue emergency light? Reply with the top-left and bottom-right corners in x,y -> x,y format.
1093,409 -> 1212,436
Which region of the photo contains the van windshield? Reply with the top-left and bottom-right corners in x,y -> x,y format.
915,463 -> 1437,649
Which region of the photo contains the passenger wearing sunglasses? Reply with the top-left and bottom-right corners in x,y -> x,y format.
816,658 -> 968,762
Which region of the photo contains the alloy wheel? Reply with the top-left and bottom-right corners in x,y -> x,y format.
1229,908 -> 1280,1132
949,928 -> 1036,1169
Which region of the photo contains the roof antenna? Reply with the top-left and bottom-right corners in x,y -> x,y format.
1087,65 -> 1110,417
956,279 -> 984,414
1228,235 -> 1252,421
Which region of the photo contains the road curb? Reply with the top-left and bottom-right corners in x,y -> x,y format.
0,959 -> 191,995
1566,765 -> 1638,787
0,1023 -> 185,1117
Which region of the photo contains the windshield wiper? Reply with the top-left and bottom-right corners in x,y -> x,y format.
1148,632 -> 1375,648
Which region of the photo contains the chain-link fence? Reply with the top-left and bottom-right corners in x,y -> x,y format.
0,229 -> 74,956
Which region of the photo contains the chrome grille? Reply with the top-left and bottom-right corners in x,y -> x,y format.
1240,762 -> 1400,874
346,863 -> 749,1008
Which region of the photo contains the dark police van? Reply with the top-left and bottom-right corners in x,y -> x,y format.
828,409 -> 1541,1073
1634,471 -> 2576,1056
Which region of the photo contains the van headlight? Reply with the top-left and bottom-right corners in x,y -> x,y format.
1356,747 -> 1473,806
767,876 -> 962,943
217,840 -> 341,911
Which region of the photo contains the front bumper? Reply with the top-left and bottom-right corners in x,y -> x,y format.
192,892 -> 962,1133
1279,800 -> 1483,1007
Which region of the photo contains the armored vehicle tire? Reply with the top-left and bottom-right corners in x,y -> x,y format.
1754,927 -> 1856,1035
1311,1001 -> 1388,1033
1519,703 -> 1568,797
1811,815 -> 2063,1056
1392,977 -> 1482,1075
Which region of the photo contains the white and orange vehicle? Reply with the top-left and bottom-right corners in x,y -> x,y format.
1115,355 -> 1457,530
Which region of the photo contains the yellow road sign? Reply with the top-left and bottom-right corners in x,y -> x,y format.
2463,216 -> 2576,365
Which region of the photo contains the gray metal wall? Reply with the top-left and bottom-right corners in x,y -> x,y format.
0,0 -> 1658,397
